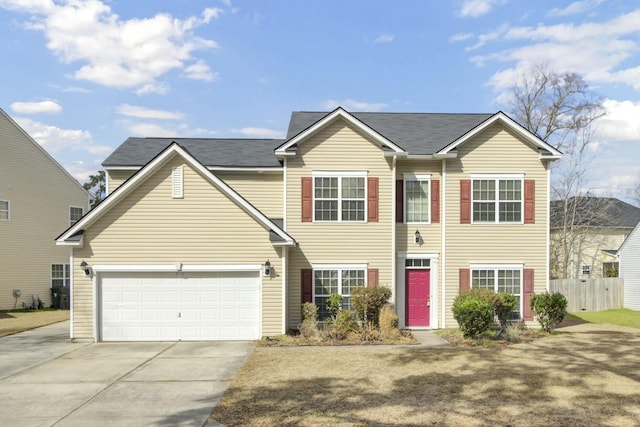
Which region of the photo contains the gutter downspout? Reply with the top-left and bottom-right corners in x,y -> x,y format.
441,159 -> 447,329
69,249 -> 74,339
391,155 -> 397,311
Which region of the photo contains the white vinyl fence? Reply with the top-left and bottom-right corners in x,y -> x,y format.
549,278 -> 624,312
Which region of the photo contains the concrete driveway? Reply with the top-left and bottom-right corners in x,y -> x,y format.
0,321 -> 255,426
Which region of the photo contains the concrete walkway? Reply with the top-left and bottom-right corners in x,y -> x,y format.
410,330 -> 451,347
0,321 -> 254,427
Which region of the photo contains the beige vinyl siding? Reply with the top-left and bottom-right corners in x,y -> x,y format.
444,123 -> 550,326
215,172 -> 283,218
0,110 -> 88,309
395,161 -> 443,254
73,155 -> 282,339
106,169 -> 136,193
285,119 -> 393,328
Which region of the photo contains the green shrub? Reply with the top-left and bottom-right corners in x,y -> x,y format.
495,292 -> 518,329
452,297 -> 493,338
351,286 -> 392,326
531,292 -> 568,333
326,293 -> 344,320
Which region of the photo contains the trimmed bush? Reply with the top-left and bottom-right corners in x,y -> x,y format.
531,292 -> 568,333
351,286 -> 392,326
495,292 -> 518,329
452,297 -> 493,338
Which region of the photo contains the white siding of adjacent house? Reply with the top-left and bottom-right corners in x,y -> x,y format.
619,224 -> 640,311
72,155 -> 283,340
0,110 -> 88,309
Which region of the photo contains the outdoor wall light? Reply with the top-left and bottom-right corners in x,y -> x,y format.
80,260 -> 91,276
264,260 -> 271,277
414,230 -> 421,245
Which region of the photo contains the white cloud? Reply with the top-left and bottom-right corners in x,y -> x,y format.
1,1 -> 221,92
126,121 -> 217,137
324,99 -> 388,112
596,99 -> 640,142
10,100 -> 62,114
14,117 -> 111,154
231,127 -> 285,139
183,60 -> 220,81
373,33 -> 394,43
450,32 -> 474,43
468,10 -> 640,90
116,104 -> 184,120
458,0 -> 504,18
547,0 -> 603,17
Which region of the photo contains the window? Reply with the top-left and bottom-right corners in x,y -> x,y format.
582,265 -> 591,276
405,258 -> 431,268
314,266 -> 366,319
69,207 -> 83,225
313,173 -> 366,222
471,266 -> 522,319
51,264 -> 70,288
472,176 -> 523,223
0,200 -> 8,220
405,175 -> 430,223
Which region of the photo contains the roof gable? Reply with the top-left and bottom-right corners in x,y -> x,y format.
57,142 -> 294,246
437,112 -> 562,159
275,107 -> 407,156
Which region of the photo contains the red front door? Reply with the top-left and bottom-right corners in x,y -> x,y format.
406,269 -> 430,327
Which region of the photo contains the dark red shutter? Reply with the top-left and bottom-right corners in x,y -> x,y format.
460,180 -> 471,224
367,177 -> 379,222
396,180 -> 404,223
524,179 -> 535,224
459,268 -> 470,293
367,268 -> 379,287
523,268 -> 534,321
301,177 -> 312,222
431,179 -> 440,224
301,269 -> 313,304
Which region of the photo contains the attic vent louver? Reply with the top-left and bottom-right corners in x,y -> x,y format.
172,166 -> 183,198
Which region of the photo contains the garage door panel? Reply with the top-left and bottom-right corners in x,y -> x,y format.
101,271 -> 260,341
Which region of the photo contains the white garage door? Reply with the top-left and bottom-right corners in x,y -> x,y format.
100,271 -> 260,341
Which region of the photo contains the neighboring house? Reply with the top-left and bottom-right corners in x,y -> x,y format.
56,107 -> 562,341
618,222 -> 640,310
550,197 -> 640,279
0,109 -> 88,310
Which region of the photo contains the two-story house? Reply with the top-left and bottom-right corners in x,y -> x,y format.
1,108 -> 88,310
56,108 -> 561,341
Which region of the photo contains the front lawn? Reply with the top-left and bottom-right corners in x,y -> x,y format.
0,309 -> 69,337
568,308 -> 640,329
211,322 -> 640,426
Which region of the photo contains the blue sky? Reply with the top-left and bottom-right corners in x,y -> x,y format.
1,0 -> 638,203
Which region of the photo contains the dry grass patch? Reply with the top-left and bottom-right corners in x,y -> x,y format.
211,323 -> 640,426
0,310 -> 69,337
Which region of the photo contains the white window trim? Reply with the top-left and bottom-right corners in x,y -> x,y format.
172,166 -> 184,199
396,252 -> 440,329
51,263 -> 71,288
469,263 -> 523,317
0,199 -> 9,220
311,263 -> 368,313
470,174 -> 524,225
311,171 -> 368,223
69,206 -> 84,226
404,173 -> 431,224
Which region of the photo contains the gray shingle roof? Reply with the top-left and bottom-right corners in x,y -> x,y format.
103,138 -> 284,168
551,197 -> 640,229
286,111 -> 494,155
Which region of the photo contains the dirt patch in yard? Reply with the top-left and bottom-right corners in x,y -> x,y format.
211,322 -> 640,426
0,310 -> 69,337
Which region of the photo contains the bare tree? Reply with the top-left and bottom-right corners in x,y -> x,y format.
503,64 -> 606,278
